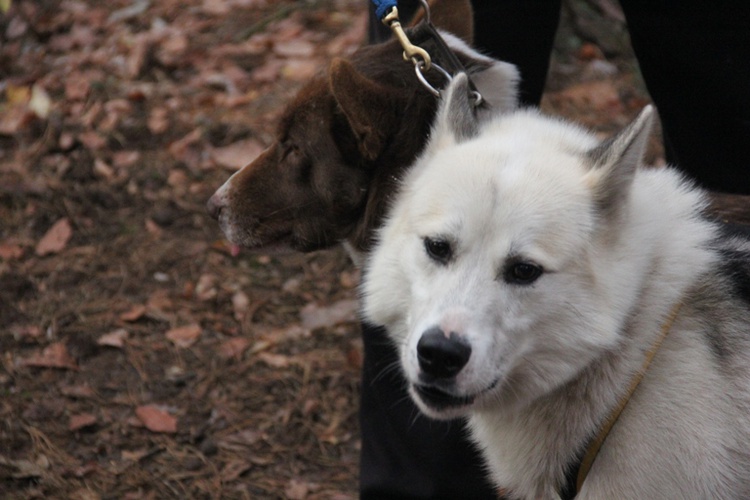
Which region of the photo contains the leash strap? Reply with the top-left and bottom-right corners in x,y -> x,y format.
574,302 -> 683,494
372,0 -> 398,21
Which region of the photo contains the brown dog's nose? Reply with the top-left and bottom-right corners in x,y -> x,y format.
206,193 -> 223,220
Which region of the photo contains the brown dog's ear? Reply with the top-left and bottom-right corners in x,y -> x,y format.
329,57 -> 401,161
408,0 -> 474,44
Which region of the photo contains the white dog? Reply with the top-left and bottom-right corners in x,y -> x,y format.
362,74 -> 750,499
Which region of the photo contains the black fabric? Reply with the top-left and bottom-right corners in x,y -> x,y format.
618,0 -> 750,194
470,0 -> 562,106
359,323 -> 498,499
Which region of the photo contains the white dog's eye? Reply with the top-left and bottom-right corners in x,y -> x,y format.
503,261 -> 543,285
423,236 -> 453,264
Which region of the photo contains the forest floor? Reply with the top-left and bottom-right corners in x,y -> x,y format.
1,0 -> 653,498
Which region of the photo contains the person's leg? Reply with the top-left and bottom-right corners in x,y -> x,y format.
471,0 -> 562,106
620,0 -> 750,194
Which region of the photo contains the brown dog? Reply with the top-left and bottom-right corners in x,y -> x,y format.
206,5 -> 519,260
207,5 -> 750,260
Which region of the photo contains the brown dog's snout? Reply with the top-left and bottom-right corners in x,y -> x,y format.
206,192 -> 224,220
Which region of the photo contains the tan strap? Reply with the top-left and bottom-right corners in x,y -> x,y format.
575,302 -> 683,492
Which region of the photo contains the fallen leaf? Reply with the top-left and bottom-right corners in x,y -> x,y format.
112,150 -> 140,168
134,405 -> 177,434
0,104 -> 35,135
347,343 -> 363,370
251,60 -> 283,83
156,32 -> 188,66
145,218 -> 163,237
221,429 -> 263,450
285,479 -> 311,500
147,289 -> 173,311
0,456 -> 45,479
281,60 -> 319,81
65,72 -> 91,101
78,131 -> 107,150
59,132 -> 76,150
300,299 -> 358,330
211,139 -> 265,170
35,218 -> 72,256
339,270 -> 359,289
165,324 -> 202,348
551,80 -> 623,113
108,0 -> 150,23
67,463 -> 98,479
69,413 -> 97,431
326,13 -> 367,56
11,324 -> 42,341
60,383 -> 95,399
97,328 -> 129,348
195,273 -> 217,301
147,107 -> 170,134
218,337 -> 250,359
28,85 -> 52,119
21,342 -> 78,370
93,158 -> 115,180
274,39 -> 315,58
5,84 -> 30,104
126,34 -> 151,78
120,304 -> 146,322
0,242 -> 24,260
256,352 -> 291,369
121,449 -> 150,461
232,290 -> 249,319
220,459 -> 253,482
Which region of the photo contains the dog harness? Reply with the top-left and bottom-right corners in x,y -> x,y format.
560,302 -> 683,498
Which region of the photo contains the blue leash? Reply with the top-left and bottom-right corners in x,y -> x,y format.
371,0 -> 398,21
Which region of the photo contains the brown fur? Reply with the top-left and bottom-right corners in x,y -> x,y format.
207,0 -> 488,253
208,0 -> 749,254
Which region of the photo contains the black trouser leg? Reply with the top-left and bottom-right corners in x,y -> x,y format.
619,0 -> 750,194
471,0 -> 562,106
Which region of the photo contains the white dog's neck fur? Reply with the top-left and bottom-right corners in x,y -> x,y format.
363,75 -> 750,498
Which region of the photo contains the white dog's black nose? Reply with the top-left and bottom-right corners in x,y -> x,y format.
417,327 -> 472,379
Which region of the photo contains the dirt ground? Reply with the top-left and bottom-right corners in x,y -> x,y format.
0,1 -> 652,498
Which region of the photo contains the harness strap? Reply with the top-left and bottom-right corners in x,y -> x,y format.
573,302 -> 683,495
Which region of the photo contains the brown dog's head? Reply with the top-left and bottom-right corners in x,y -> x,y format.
207,45 -> 415,253
207,3 -> 518,255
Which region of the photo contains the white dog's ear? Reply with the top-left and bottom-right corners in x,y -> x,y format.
430,73 -> 480,149
586,105 -> 655,219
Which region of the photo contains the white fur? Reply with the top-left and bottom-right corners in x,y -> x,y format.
362,77 -> 750,498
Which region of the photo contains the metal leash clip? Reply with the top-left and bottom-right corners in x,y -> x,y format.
382,4 -> 432,72
378,0 -> 482,104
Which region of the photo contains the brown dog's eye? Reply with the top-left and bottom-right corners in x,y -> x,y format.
282,144 -> 312,182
